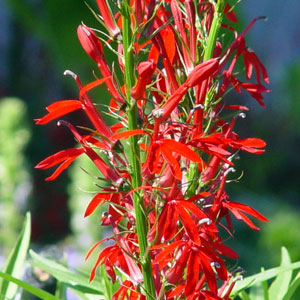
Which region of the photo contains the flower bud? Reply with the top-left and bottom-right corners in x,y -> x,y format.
77,25 -> 104,64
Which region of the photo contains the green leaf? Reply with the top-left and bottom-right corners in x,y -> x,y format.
282,270 -> 300,300
231,261 -> 300,296
262,278 -> 269,300
69,287 -> 106,300
29,250 -> 104,295
269,247 -> 292,300
0,212 -> 31,300
239,290 -> 251,300
249,280 -> 264,300
0,271 -> 59,300
55,280 -> 67,300
101,264 -> 113,300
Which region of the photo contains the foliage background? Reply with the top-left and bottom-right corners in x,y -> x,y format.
0,0 -> 299,289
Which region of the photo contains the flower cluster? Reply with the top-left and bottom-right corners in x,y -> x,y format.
35,1 -> 270,299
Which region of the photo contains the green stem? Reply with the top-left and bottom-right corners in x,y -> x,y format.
121,2 -> 156,299
204,0 -> 226,61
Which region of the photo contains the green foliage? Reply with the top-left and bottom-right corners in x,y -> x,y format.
0,212 -> 31,300
258,203 -> 300,266
29,250 -> 104,297
230,247 -> 300,300
67,154 -> 105,253
0,271 -> 60,300
0,97 -> 31,252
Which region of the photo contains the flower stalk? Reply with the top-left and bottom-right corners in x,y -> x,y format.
121,1 -> 156,299
36,0 -> 270,298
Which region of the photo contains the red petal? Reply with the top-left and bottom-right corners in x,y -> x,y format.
177,206 -> 200,244
199,252 -> 217,293
83,146 -> 120,182
112,129 -> 149,140
213,242 -> 239,259
161,139 -> 202,163
167,246 -> 190,284
85,237 -> 111,260
178,200 -> 207,220
35,100 -> 82,124
160,145 -> 182,180
185,253 -> 200,296
224,201 -> 268,222
223,104 -> 249,111
35,148 -> 84,169
153,241 -> 184,264
45,157 -> 78,181
84,193 -> 112,217
79,77 -> 110,100
224,4 -> 238,23
234,138 -> 266,148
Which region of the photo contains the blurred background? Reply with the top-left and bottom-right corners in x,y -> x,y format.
0,0 -> 299,296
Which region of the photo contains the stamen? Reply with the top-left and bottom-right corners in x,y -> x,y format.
63,70 -> 77,79
57,120 -> 69,127
233,275 -> 244,282
199,218 -> 212,225
191,104 -> 204,113
211,262 -> 221,269
224,167 -> 236,176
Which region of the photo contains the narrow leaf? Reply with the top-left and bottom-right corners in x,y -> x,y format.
0,271 -> 59,300
231,261 -> 300,296
29,250 -> 104,295
269,247 -> 292,300
282,270 -> 300,300
0,212 -> 31,300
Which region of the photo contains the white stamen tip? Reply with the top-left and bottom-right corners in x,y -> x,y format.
234,275 -> 244,282
224,167 -> 236,176
64,70 -> 77,79
199,218 -> 212,225
211,262 -> 221,268
239,112 -> 246,119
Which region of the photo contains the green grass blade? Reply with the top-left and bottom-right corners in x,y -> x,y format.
0,271 -> 59,300
29,250 -> 104,295
249,281 -> 264,300
69,287 -> 106,300
262,279 -> 269,300
239,290 -> 252,300
269,247 -> 292,300
231,261 -> 300,296
101,265 -> 113,300
282,270 -> 300,300
55,280 -> 67,300
0,212 -> 31,300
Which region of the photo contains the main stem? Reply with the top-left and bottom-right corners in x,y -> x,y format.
204,0 -> 226,61
122,2 -> 156,299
